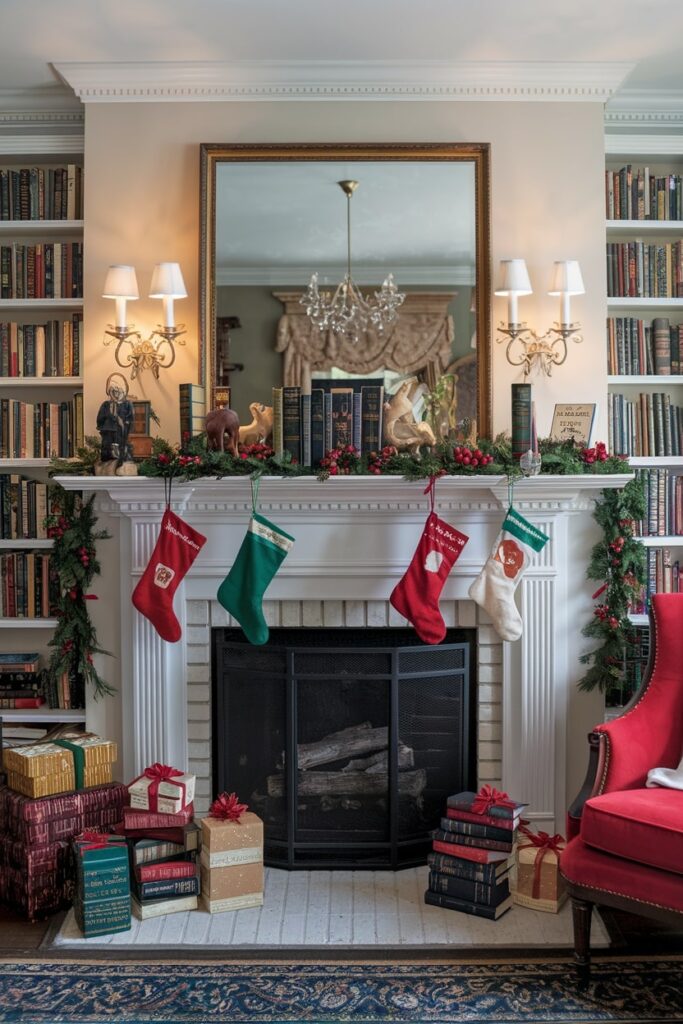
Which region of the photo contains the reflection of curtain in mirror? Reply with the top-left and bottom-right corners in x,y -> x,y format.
274,292 -> 456,394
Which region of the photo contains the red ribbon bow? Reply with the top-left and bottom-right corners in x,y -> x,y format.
140,762 -> 185,813
471,784 -> 517,816
518,825 -> 565,900
76,830 -> 123,851
209,791 -> 248,822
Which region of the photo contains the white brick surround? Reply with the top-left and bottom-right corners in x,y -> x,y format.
56,473 -> 631,833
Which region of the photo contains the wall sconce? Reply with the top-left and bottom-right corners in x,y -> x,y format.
103,262 -> 188,379
495,259 -> 584,376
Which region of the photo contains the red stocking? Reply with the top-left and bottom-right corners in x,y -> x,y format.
132,508 -> 206,643
390,485 -> 468,644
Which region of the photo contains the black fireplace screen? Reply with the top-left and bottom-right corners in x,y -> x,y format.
212,628 -> 476,869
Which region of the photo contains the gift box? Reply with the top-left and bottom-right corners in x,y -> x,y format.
200,800 -> 263,914
4,737 -> 117,798
0,836 -> 73,920
73,833 -> 131,937
512,828 -> 566,914
128,763 -> 195,815
0,782 -> 127,846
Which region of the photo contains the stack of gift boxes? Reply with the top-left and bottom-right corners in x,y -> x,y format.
424,787 -> 525,920
73,832 -> 131,937
200,792 -> 264,914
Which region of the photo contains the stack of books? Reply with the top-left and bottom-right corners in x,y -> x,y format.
0,652 -> 45,710
424,789 -> 526,920
113,804 -> 201,920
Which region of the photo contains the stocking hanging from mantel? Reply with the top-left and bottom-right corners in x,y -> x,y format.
217,477 -> 295,646
390,476 -> 469,645
131,477 -> 207,644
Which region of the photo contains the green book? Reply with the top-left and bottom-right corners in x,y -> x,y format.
511,383 -> 533,460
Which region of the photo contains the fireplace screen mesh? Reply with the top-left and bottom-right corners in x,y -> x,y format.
212,628 -> 475,869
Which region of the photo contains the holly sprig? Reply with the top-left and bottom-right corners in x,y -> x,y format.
578,477 -> 647,695
46,486 -> 113,699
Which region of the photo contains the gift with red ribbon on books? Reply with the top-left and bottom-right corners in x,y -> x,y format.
127,762 -> 195,815
512,824 -> 567,913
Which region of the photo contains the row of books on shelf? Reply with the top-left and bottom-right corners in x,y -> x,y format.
0,165 -> 83,221
0,474 -> 51,540
0,316 -> 82,378
0,655 -> 84,711
607,391 -> 683,458
605,166 -> 683,222
630,550 -> 682,614
0,395 -> 84,459
272,381 -> 384,465
634,468 -> 683,537
0,552 -> 57,619
607,317 -> 682,376
606,241 -> 683,299
0,242 -> 83,300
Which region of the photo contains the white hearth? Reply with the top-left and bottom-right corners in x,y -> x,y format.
56,474 -> 630,833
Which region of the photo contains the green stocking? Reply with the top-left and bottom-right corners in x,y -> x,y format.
218,487 -> 294,645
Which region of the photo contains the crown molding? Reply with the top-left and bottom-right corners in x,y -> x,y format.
605,89 -> 683,129
0,108 -> 85,155
53,60 -> 635,104
605,133 -> 683,157
0,85 -> 81,113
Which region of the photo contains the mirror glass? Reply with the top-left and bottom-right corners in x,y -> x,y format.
200,144 -> 491,438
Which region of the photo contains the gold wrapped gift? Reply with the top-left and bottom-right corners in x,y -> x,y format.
512,830 -> 566,914
7,763 -> 114,799
4,737 -> 117,778
200,810 -> 263,914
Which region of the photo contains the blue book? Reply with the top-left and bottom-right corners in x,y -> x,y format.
310,389 -> 325,467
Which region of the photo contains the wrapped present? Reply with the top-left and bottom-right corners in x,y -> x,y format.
128,763 -> 195,815
200,793 -> 263,914
0,835 -> 73,920
4,737 -> 117,799
0,783 -> 127,845
73,832 -> 131,937
512,826 -> 567,914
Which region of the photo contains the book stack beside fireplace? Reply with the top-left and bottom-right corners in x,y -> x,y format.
425,789 -> 526,920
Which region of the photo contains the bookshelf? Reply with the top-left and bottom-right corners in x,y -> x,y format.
0,135 -> 86,731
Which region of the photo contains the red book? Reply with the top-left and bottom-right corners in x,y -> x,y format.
446,807 -> 515,831
0,696 -> 45,709
123,804 -> 194,829
432,839 -> 510,864
136,860 -> 197,883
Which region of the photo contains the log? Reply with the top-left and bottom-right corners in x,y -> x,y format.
343,743 -> 414,774
297,724 -> 388,770
266,768 -> 427,799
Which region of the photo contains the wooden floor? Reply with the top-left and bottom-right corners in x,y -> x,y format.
0,906 -> 49,950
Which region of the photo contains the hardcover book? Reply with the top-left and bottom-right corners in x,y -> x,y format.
511,383 -> 533,459
439,817 -> 516,843
446,791 -> 527,821
428,869 -> 510,907
132,893 -> 198,920
424,889 -> 512,920
431,838 -> 511,864
432,828 -> 514,853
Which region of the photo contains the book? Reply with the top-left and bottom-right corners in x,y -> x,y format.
428,869 -> 510,907
360,385 -> 384,456
432,828 -> 513,853
330,388 -> 354,449
115,822 -> 200,851
122,805 -> 195,829
310,389 -> 325,466
439,817 -> 515,844
549,404 -> 597,446
446,791 -> 527,821
282,385 -> 302,464
272,387 -> 284,456
511,383 -> 532,459
424,889 -> 512,920
445,807 -> 517,831
653,317 -> 672,374
0,696 -> 44,709
129,839 -> 197,865
301,393 -> 312,467
135,873 -> 200,901
136,859 -> 198,883
178,383 -> 206,443
132,894 -> 198,920
431,839 -> 510,864
0,652 -> 41,673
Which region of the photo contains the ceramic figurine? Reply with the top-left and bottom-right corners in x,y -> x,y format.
383,381 -> 436,457
95,373 -> 137,476
205,406 -> 240,457
238,402 -> 274,446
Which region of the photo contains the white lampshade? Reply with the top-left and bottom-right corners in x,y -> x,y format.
494,259 -> 532,296
548,260 -> 585,296
149,262 -> 187,299
102,265 -> 139,300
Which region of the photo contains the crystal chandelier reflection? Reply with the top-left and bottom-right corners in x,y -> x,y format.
300,180 -> 405,343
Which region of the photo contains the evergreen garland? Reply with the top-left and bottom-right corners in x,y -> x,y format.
578,477 -> 647,695
46,486 -> 113,699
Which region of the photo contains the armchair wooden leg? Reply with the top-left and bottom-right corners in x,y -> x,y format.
571,897 -> 593,987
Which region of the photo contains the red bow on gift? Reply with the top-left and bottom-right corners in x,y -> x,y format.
209,791 -> 248,823
471,784 -> 517,815
76,830 -> 122,851
142,762 -> 185,813
518,825 -> 565,900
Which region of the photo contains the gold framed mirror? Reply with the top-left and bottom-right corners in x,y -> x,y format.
200,143 -> 491,438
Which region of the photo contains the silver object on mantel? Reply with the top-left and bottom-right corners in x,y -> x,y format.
520,449 -> 542,477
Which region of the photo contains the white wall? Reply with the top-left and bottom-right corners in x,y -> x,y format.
82,98 -> 607,803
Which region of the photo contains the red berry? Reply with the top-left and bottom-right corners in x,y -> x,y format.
463,455 -> 471,465
473,449 -> 482,460
471,457 -> 479,467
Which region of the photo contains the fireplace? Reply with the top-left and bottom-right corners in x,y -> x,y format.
212,627 -> 476,869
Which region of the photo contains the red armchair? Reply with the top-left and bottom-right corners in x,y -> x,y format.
561,592 -> 683,979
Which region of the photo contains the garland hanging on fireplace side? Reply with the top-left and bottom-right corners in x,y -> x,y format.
578,477 -> 646,695
46,486 -> 114,699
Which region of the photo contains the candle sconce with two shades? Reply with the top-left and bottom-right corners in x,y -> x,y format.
495,259 -> 585,377
102,263 -> 187,379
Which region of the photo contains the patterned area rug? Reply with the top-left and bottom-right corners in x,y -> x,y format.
1,957 -> 682,1023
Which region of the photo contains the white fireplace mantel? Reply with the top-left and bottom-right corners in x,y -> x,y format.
56,473 -> 631,831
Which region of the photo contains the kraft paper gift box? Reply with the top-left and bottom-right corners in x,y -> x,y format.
4,737 -> 117,798
128,763 -> 195,815
200,809 -> 263,914
73,833 -> 131,937
512,830 -> 567,914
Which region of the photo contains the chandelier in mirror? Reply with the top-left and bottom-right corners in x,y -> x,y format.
300,180 -> 405,343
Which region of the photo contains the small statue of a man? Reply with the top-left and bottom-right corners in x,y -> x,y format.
97,373 -> 134,464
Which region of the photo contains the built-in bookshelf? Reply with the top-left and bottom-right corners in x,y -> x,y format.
0,133 -> 86,730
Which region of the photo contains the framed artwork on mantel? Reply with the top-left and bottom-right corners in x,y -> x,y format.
199,143 -> 492,438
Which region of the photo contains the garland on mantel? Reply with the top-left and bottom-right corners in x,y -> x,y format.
46,484 -> 113,700
578,477 -> 646,696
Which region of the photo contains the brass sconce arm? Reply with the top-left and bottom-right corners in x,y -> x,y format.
497,321 -> 583,377
103,324 -> 187,380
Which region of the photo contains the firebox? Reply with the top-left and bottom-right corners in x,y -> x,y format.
212,628 -> 476,870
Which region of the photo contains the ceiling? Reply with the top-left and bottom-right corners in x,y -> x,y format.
0,0 -> 682,103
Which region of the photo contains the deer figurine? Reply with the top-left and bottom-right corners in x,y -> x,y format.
383,381 -> 436,457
